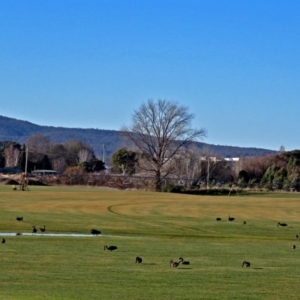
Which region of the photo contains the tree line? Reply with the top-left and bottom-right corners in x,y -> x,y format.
0,135 -> 105,174
1,100 -> 298,192
1,136 -> 299,191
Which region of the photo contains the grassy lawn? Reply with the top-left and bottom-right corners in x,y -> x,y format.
1,185 -> 300,299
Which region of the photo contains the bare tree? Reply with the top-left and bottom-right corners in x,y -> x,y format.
168,146 -> 202,188
44,143 -> 68,173
51,157 -> 67,173
176,146 -> 230,189
65,139 -> 94,165
241,154 -> 275,181
26,134 -> 52,163
122,99 -> 206,191
4,143 -> 22,167
78,149 -> 93,164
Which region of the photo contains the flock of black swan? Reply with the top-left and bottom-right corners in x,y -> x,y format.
169,258 -> 191,267
216,215 -> 246,225
2,215 -> 296,269
215,215 -> 297,268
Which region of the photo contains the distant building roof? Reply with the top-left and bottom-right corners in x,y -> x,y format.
224,157 -> 240,162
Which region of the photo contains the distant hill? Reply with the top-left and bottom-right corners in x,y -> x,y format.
0,115 -> 276,161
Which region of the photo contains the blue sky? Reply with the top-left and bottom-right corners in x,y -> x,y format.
1,0 -> 299,151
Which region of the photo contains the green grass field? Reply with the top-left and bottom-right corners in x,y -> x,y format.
1,185 -> 300,300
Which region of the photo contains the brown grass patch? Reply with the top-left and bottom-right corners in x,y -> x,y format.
1,187 -> 300,222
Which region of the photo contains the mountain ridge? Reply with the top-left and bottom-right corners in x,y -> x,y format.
0,115 -> 276,160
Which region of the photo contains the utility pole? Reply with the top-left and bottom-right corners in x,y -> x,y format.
207,157 -> 210,190
102,144 -> 105,163
25,144 -> 28,176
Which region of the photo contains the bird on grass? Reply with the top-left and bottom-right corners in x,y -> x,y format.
216,218 -> 222,221
91,229 -> 101,236
32,226 -> 37,234
135,257 -> 142,263
1,238 -> 5,244
104,245 -> 118,251
16,217 -> 23,221
228,215 -> 235,221
291,244 -> 296,250
39,225 -> 46,233
170,260 -> 181,267
179,257 -> 190,265
242,261 -> 251,268
277,222 -> 288,227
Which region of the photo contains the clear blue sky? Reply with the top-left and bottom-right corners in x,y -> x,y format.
1,0 -> 299,151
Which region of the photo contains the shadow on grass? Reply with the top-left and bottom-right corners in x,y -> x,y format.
172,189 -> 272,197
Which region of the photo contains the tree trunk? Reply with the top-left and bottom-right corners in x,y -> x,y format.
155,170 -> 162,192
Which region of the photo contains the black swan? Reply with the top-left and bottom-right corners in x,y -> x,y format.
277,222 -> 287,227
179,257 -> 190,265
242,261 -> 250,267
32,226 -> 37,234
104,245 -> 118,251
170,260 -> 181,267
91,229 -> 101,236
135,257 -> 142,263
228,215 -> 235,221
40,225 -> 46,232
